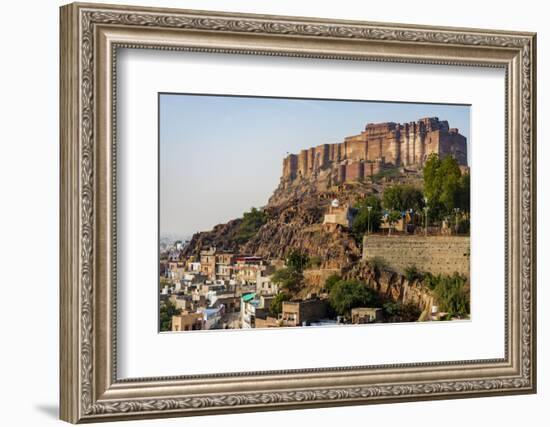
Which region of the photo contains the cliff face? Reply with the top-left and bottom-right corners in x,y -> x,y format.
241,195 -> 361,268
180,218 -> 243,259
343,261 -> 435,316
182,186 -> 364,268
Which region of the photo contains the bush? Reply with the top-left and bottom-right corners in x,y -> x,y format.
307,255 -> 323,269
269,293 -> 291,316
404,265 -> 423,282
382,302 -> 422,322
324,274 -> 342,293
423,272 -> 438,290
271,267 -> 303,292
234,207 -> 267,244
373,167 -> 400,181
424,273 -> 470,317
285,250 -> 309,272
159,300 -> 182,332
329,280 -> 378,316
367,256 -> 388,272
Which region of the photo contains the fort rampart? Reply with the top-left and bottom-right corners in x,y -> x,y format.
281,117 -> 467,186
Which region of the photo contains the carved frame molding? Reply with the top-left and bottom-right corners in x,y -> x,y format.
60,2 -> 536,423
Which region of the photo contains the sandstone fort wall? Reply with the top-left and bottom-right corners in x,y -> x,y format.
281,117 -> 468,186
362,235 -> 470,277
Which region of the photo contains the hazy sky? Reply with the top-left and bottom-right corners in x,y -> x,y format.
160,94 -> 470,238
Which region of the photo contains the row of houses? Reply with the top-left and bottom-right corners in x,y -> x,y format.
164,249 -> 283,332
172,291 -> 384,332
199,248 -> 283,283
161,248 -> 283,286
164,246 -> 384,332
240,293 -> 383,329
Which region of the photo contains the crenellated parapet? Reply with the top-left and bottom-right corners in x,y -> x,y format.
281,117 -> 467,185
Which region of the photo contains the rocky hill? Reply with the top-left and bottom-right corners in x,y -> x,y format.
181,162 -> 420,268
181,180 -> 360,266
181,117 -> 440,266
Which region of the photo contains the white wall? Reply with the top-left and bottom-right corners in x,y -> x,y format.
0,0 -> 546,426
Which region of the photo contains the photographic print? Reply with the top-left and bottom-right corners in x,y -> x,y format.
159,94 -> 471,332
60,6 -> 536,420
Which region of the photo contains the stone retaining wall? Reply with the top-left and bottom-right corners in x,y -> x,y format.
362,235 -> 470,277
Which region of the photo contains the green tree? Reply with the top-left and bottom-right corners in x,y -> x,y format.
439,156 -> 462,213
269,292 -> 291,316
328,280 -> 378,316
271,267 -> 303,292
351,195 -> 382,238
385,210 -> 402,235
234,207 -> 267,243
285,250 -> 309,272
456,173 -> 470,212
324,274 -> 342,292
423,153 -> 441,203
423,154 -> 468,221
382,185 -> 424,212
159,300 -> 182,332
400,185 -> 425,212
382,302 -> 421,322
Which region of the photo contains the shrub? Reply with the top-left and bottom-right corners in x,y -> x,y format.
307,255 -> 323,269
404,265 -> 423,282
269,292 -> 291,316
285,250 -> 309,272
424,272 -> 470,317
159,300 -> 182,332
324,274 -> 342,293
271,267 -> 303,292
367,256 -> 388,272
382,302 -> 422,322
234,207 -> 267,244
373,167 -> 400,181
329,280 -> 378,316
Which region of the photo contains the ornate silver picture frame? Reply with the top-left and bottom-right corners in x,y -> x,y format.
60,2 -> 536,423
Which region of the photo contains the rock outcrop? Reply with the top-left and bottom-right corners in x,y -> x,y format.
183,189 -> 363,268
343,261 -> 435,316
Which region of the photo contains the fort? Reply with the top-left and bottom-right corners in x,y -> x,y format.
281,117 -> 467,185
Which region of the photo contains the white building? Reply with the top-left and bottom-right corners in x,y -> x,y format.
188,262 -> 201,272
198,306 -> 224,330
255,272 -> 279,295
